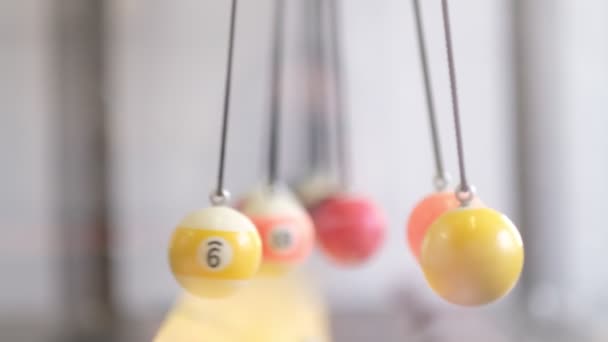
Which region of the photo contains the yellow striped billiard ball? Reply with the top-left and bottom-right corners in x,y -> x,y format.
168,206 -> 262,298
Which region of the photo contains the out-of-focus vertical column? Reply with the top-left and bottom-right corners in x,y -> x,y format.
51,0 -> 114,338
512,0 -> 583,335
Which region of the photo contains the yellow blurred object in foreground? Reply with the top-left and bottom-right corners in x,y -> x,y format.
154,273 -> 331,342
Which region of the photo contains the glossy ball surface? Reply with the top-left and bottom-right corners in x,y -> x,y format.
240,186 -> 315,275
407,192 -> 482,260
311,194 -> 386,265
169,206 -> 262,298
420,207 -> 524,306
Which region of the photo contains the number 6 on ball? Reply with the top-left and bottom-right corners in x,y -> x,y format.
169,206 -> 262,298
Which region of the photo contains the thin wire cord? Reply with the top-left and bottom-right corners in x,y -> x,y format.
328,0 -> 350,190
441,0 -> 472,200
308,0 -> 328,174
267,0 -> 285,187
412,0 -> 447,191
212,0 -> 238,204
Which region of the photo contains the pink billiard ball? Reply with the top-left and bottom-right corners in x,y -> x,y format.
311,194 -> 386,265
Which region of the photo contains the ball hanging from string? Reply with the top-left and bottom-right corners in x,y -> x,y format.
418,0 -> 524,306
309,0 -> 386,266
236,0 -> 314,276
168,0 -> 262,298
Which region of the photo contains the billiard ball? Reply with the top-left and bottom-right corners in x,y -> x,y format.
168,206 -> 262,298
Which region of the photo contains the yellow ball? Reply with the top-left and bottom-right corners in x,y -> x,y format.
420,207 -> 524,306
168,206 -> 262,298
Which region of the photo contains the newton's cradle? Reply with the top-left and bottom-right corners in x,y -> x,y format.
168,0 -> 524,308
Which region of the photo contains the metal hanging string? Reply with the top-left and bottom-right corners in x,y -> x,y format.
327,0 -> 350,190
412,0 -> 448,191
210,0 -> 239,205
307,0 -> 329,175
441,0 -> 474,205
267,0 -> 285,188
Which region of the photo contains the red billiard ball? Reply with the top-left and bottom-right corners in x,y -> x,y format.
311,194 -> 386,265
